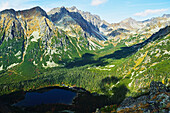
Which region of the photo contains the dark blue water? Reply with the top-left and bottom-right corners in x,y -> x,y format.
14,88 -> 76,107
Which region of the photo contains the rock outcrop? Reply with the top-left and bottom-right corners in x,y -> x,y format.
48,6 -> 107,40
117,81 -> 170,113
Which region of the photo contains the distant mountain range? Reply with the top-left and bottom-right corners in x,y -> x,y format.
48,6 -> 170,39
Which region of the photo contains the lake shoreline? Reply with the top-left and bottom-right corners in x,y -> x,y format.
0,86 -> 109,113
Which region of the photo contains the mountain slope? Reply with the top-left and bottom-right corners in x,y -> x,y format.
0,6 -> 105,73
95,26 -> 170,97
0,9 -> 25,70
48,6 -> 104,30
48,7 -> 107,40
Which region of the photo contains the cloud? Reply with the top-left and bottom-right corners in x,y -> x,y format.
134,9 -> 168,17
0,0 -> 41,11
0,2 -> 10,11
91,0 -> 108,6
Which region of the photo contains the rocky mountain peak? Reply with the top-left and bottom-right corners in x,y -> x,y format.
0,9 -> 16,17
60,6 -> 69,14
16,6 -> 48,18
162,14 -> 170,18
47,6 -> 106,40
49,6 -> 102,27
47,8 -> 60,15
0,9 -> 15,14
69,6 -> 78,12
47,7 -> 69,16
114,17 -> 141,30
121,17 -> 136,23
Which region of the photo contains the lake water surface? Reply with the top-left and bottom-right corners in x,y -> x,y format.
14,88 -> 76,107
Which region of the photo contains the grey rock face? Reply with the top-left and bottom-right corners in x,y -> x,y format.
66,6 -> 103,28
48,6 -> 102,29
117,81 -> 170,113
48,7 -> 107,40
0,9 -> 16,17
149,81 -> 167,99
118,96 -> 135,108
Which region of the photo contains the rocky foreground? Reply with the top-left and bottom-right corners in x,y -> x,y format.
96,81 -> 170,113
117,81 -> 170,113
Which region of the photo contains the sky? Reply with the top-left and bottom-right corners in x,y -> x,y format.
0,0 -> 170,23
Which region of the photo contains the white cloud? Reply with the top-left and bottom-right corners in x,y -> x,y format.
134,9 -> 168,17
0,2 -> 10,11
0,0 -> 41,11
91,0 -> 108,6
